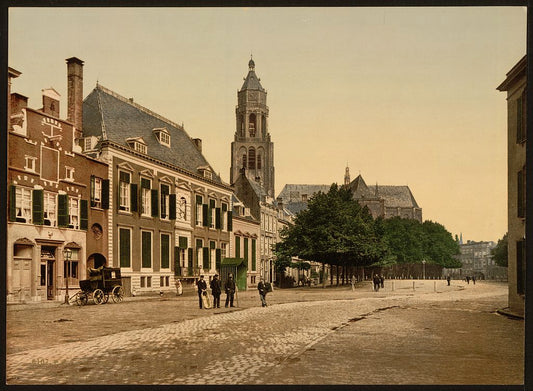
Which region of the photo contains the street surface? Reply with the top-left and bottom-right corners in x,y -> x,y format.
6,280 -> 523,385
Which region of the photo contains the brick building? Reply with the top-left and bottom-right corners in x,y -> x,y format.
497,55 -> 527,316
7,58 -> 109,302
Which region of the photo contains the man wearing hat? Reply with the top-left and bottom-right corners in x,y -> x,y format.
197,275 -> 207,309
224,273 -> 236,307
210,274 -> 222,308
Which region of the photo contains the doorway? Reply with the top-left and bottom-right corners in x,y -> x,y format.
41,246 -> 56,300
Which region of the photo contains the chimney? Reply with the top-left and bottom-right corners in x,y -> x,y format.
66,57 -> 84,132
191,138 -> 202,152
8,67 -> 22,130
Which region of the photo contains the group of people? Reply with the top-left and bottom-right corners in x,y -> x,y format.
196,274 -> 272,309
372,274 -> 385,292
465,276 -> 476,285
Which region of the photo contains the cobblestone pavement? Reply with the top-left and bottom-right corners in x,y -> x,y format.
6,280 -> 523,385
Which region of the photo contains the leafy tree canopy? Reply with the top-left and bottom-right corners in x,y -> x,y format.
491,233 -> 508,267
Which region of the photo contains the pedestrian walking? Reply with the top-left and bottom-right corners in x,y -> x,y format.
446,275 -> 451,286
175,278 -> 183,296
224,273 -> 236,307
197,275 -> 207,309
466,276 -> 470,284
210,274 -> 222,308
373,274 -> 381,292
380,275 -> 385,289
258,277 -> 268,307
472,276 -> 476,285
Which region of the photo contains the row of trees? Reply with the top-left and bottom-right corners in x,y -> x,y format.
274,184 -> 461,278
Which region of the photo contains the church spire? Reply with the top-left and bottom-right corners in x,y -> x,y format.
344,164 -> 351,186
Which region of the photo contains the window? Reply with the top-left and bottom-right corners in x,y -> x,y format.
43,192 -> 57,226
90,177 -> 102,208
517,90 -> 527,144
249,113 -> 256,137
221,242 -> 228,257
517,166 -> 526,218
15,187 -> 32,223
142,231 -> 152,269
140,276 -> 146,288
24,156 -> 37,172
119,228 -> 131,268
119,171 -> 131,211
68,198 -> 79,229
195,195 -> 203,226
160,131 -> 170,145
64,249 -> 79,279
235,236 -> 241,258
248,147 -> 256,169
196,239 -> 203,269
257,153 -> 262,170
209,199 -> 216,228
210,241 -> 216,271
252,239 -> 256,271
178,196 -> 188,221
83,137 -> 93,151
65,167 -> 75,181
161,184 -> 170,219
147,276 -> 152,287
221,203 -> 228,231
203,170 -> 212,180
161,233 -> 170,269
516,239 -> 526,295
141,178 -> 151,216
242,153 -> 247,169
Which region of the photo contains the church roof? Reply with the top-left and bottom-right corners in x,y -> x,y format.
83,84 -> 222,184
368,185 -> 420,209
277,184 -> 331,203
240,58 -> 265,92
348,175 -> 376,199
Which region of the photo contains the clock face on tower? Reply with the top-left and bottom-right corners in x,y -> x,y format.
249,91 -> 258,101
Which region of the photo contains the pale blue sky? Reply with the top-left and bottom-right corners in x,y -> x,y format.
8,7 -> 527,242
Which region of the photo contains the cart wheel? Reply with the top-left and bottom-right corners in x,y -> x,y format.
112,286 -> 125,303
93,289 -> 105,305
102,293 -> 109,304
76,292 -> 88,306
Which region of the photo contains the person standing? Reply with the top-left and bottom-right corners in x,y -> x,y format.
380,275 -> 385,289
224,273 -> 236,307
197,275 -> 207,309
351,275 -> 355,291
373,274 -> 380,292
258,277 -> 268,307
210,274 -> 222,308
446,275 -> 451,286
472,275 -> 476,285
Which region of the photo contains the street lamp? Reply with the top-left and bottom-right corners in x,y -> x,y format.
422,259 -> 426,280
63,247 -> 72,304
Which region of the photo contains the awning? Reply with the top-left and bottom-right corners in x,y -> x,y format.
221,257 -> 246,267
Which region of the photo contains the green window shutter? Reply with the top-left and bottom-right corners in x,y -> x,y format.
161,185 -> 169,219
130,183 -> 138,212
119,228 -> 131,268
58,194 -> 69,227
187,248 -> 194,275
216,248 -> 222,271
227,210 -> 233,231
235,236 -> 240,258
32,189 -> 44,225
252,239 -> 256,271
80,199 -> 88,230
161,234 -> 170,269
90,176 -> 96,207
169,194 -> 176,220
202,204 -> 209,227
142,231 -> 152,268
101,179 -> 110,209
215,207 -> 221,229
179,236 -> 188,249
151,189 -> 159,217
244,238 -> 249,261
203,247 -> 209,270
9,185 -> 16,222
174,246 -> 181,276
210,241 -> 216,249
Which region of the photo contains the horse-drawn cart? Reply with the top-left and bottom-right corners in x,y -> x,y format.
71,267 -> 124,306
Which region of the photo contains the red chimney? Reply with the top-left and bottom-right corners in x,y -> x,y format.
66,57 -> 84,132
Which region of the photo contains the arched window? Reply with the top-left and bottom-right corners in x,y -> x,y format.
257,153 -> 262,169
248,147 -> 256,169
240,115 -> 245,137
242,154 -> 247,169
249,113 -> 256,137
261,115 -> 267,137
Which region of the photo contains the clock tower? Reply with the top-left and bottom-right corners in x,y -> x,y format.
230,57 -> 275,197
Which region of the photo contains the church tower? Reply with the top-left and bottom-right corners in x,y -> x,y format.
344,165 -> 351,186
230,57 -> 275,197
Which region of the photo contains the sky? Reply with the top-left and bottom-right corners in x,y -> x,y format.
8,7 -> 526,243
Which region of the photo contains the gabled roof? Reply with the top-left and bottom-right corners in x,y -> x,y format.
348,175 -> 376,199
83,84 -> 222,183
277,184 -> 331,203
368,185 -> 420,209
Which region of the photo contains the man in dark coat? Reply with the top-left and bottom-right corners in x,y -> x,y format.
224,273 -> 236,307
197,275 -> 207,309
210,274 -> 222,308
373,274 -> 381,292
258,277 -> 268,307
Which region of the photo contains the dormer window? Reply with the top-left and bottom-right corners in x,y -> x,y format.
126,137 -> 147,154
83,136 -> 98,151
153,128 -> 171,147
198,166 -> 213,180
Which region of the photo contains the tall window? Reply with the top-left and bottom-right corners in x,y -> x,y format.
15,187 -> 32,223
141,178 -> 151,216
68,198 -> 79,229
242,154 -> 247,169
43,192 -> 57,226
178,196 -> 187,221
196,239 -> 203,269
119,228 -> 131,268
64,249 -> 79,279
65,166 -> 75,181
161,184 -> 170,219
141,230 -> 152,269
252,239 -> 257,271
161,233 -> 170,269
517,90 -> 527,144
195,195 -> 203,226
221,242 -> 228,257
209,199 -> 216,229
517,166 -> 526,218
90,177 -> 102,208
248,147 -> 256,169
25,156 -> 37,172
119,171 -> 131,211
221,203 -> 227,231
235,236 -> 241,258
249,113 -> 256,137
257,153 -> 262,170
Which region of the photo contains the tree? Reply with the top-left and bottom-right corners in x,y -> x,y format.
491,233 -> 508,267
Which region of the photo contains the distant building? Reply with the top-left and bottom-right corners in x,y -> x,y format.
497,55 -> 526,316
450,240 -> 507,280
277,167 -> 422,222
7,58 -> 109,302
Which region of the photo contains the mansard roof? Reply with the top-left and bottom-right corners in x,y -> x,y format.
83,84 -> 222,183
369,185 -> 420,209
